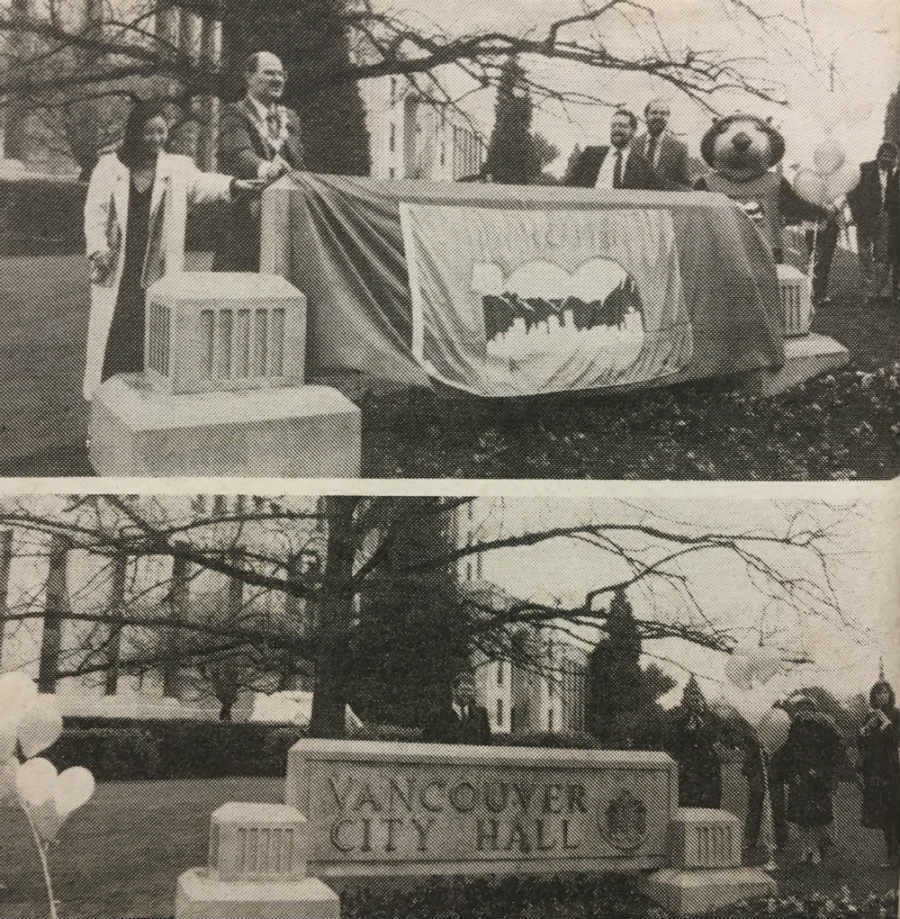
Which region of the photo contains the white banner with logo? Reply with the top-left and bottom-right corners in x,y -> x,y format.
400,202 -> 693,397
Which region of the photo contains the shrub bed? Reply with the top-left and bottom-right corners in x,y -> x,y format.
340,878 -> 899,919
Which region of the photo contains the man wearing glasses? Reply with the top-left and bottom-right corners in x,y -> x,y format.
632,98 -> 691,189
214,51 -> 304,271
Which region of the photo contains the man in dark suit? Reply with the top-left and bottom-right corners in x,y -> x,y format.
632,98 -> 691,188
565,109 -> 661,190
422,671 -> 492,745
847,141 -> 898,300
214,50 -> 304,271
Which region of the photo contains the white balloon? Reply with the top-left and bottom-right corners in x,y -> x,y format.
0,726 -> 16,761
0,671 -> 37,716
825,163 -> 860,200
813,138 -> 846,176
757,706 -> 791,752
30,797 -> 64,842
0,756 -> 19,805
15,756 -> 57,807
54,767 -> 95,818
793,169 -> 828,206
17,698 -> 63,759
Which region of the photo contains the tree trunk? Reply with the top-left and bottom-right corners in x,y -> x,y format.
309,496 -> 359,738
219,699 -> 233,721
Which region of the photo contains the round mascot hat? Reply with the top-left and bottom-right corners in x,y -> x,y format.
700,114 -> 786,181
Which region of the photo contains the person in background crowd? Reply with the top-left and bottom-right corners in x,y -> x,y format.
805,209 -> 842,308
847,142 -> 898,301
886,163 -> 899,300
780,695 -> 844,864
857,677 -> 900,868
632,98 -> 691,188
214,50 -> 304,271
422,670 -> 492,745
82,100 -> 263,400
666,675 -> 723,808
740,714 -> 790,857
565,109 -> 661,190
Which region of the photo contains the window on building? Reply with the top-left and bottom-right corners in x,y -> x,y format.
496,698 -> 504,726
212,495 -> 226,518
466,561 -> 473,581
440,143 -> 445,166
496,660 -> 504,685
476,552 -> 483,578
389,122 -> 395,152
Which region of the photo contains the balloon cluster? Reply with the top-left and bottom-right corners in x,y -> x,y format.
0,671 -> 95,919
793,138 -> 859,207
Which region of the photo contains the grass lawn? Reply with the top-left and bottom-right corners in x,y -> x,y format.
0,247 -> 897,478
0,766 -> 896,919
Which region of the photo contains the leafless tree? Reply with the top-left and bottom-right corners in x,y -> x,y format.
0,0 -> 819,170
0,494 -> 862,736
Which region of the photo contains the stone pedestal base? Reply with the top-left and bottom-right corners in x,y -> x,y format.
175,868 -> 340,919
740,333 -> 849,397
89,374 -> 361,477
639,866 -> 776,917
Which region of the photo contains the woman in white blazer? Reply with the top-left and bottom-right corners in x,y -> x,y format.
83,100 -> 264,399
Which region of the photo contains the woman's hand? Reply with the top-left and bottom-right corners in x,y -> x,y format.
230,178 -> 268,198
88,249 -> 115,283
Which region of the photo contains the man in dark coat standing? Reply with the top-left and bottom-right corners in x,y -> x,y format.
632,98 -> 691,188
847,142 -> 898,300
422,670 -> 492,745
565,109 -> 661,190
214,51 -> 304,272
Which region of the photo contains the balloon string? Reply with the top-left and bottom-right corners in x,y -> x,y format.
24,808 -> 58,919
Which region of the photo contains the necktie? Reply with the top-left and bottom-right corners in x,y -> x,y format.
266,108 -> 281,143
647,136 -> 658,167
613,150 -> 623,189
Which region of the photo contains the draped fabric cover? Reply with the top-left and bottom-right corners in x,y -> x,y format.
261,173 -> 785,397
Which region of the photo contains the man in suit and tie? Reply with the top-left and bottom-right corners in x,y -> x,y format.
565,109 -> 660,190
214,50 -> 304,271
847,142 -> 898,300
632,98 -> 691,188
422,670 -> 492,745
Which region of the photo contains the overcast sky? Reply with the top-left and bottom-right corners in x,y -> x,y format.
380,0 -> 899,172
470,485 -> 899,708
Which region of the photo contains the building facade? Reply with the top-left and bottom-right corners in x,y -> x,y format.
454,500 -> 588,736
360,74 -> 486,181
0,495 -> 322,719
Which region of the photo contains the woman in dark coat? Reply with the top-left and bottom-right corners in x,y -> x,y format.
781,695 -> 844,864
667,676 -> 722,809
857,679 -> 900,867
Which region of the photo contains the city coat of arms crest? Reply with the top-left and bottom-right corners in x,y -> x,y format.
603,789 -> 648,852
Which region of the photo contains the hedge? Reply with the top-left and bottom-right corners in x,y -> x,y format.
53,719 -> 308,780
0,177 -> 227,256
47,728 -> 160,781
48,721 -> 629,782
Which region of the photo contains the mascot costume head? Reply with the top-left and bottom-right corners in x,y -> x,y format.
696,114 -> 823,262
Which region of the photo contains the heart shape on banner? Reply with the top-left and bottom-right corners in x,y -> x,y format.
15,758 -> 95,841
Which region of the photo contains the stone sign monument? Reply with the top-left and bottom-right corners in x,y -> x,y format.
284,739 -> 675,877
176,739 -> 776,919
89,272 -> 361,477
